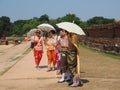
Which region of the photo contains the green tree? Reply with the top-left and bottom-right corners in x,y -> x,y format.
11,18 -> 40,36
65,14 -> 81,25
56,13 -> 82,26
0,16 -> 11,38
12,20 -> 27,36
80,21 -> 89,28
28,18 -> 40,28
39,14 -> 49,23
87,16 -> 115,26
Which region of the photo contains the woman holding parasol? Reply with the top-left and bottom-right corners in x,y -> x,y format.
56,22 -> 85,87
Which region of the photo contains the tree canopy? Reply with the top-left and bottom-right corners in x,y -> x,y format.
0,14 -> 117,37
87,16 -> 115,26
0,16 -> 11,38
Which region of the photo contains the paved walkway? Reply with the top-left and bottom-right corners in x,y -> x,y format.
0,44 -> 14,52
0,43 -> 57,80
0,42 -> 31,75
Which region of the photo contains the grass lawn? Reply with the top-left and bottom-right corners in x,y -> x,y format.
80,44 -> 120,60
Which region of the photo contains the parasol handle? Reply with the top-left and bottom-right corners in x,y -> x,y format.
73,43 -> 80,76
77,53 -> 80,76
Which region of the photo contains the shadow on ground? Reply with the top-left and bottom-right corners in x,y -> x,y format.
39,65 -> 48,69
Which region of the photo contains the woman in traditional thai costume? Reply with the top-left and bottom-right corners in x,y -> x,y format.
44,30 -> 57,71
57,30 -> 83,87
67,33 -> 83,87
31,30 -> 43,69
58,30 -> 71,83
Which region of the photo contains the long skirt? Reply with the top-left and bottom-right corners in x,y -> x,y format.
47,50 -> 56,66
56,47 -> 61,67
60,50 -> 68,73
34,49 -> 42,66
67,50 -> 77,78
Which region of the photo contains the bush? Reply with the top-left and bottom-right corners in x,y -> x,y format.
6,37 -> 24,41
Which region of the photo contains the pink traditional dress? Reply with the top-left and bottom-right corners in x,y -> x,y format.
31,36 -> 43,68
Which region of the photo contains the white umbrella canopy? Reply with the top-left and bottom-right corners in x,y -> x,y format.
37,23 -> 55,32
27,28 -> 38,38
56,22 -> 85,35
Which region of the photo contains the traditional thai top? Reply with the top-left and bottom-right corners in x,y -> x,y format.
31,36 -> 43,51
59,35 -> 68,48
45,37 -> 55,50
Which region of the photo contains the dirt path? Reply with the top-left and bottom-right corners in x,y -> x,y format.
0,42 -> 30,75
0,43 -> 120,90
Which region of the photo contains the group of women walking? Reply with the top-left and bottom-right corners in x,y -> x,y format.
30,29 -> 83,87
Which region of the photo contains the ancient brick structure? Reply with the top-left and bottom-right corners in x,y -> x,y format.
79,22 -> 120,54
83,23 -> 120,38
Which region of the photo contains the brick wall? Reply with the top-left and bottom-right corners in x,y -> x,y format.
83,23 -> 120,38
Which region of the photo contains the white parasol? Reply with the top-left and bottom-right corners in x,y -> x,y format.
37,23 -> 55,32
27,28 -> 37,39
56,22 -> 85,35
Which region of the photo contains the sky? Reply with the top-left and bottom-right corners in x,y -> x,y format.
0,0 -> 120,22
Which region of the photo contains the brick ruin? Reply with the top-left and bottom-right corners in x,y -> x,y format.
79,22 -> 120,54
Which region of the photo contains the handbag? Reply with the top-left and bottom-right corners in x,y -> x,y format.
30,36 -> 35,48
30,42 -> 34,48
